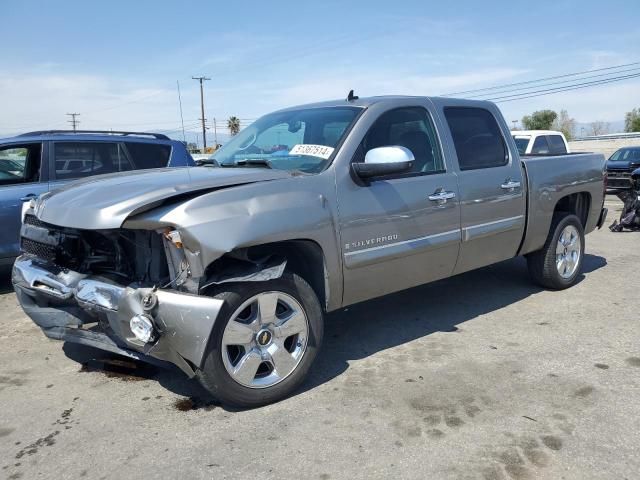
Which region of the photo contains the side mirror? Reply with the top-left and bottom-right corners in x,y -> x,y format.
352,146 -> 414,179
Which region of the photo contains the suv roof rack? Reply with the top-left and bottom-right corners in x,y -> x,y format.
18,130 -> 170,140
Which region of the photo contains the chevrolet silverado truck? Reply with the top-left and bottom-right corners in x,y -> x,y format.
13,96 -> 608,407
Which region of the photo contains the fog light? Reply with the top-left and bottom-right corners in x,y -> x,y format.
130,314 -> 155,343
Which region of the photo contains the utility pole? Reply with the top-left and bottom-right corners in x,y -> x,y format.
192,76 -> 210,151
66,113 -> 80,131
176,80 -> 186,143
213,117 -> 218,146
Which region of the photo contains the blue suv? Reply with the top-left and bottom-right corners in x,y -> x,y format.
0,130 -> 194,266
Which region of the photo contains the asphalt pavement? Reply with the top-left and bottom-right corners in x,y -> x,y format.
1,196 -> 638,480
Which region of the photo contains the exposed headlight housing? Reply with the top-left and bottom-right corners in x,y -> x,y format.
163,228 -> 183,248
130,314 -> 155,343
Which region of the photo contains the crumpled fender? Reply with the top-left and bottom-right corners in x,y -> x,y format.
125,174 -> 339,274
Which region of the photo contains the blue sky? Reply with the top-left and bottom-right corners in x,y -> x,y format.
1,0 -> 639,143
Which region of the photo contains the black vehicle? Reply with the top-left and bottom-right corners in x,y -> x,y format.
606,146 -> 640,190
610,167 -> 640,232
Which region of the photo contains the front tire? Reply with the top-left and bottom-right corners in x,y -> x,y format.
527,213 -> 585,290
196,273 -> 324,408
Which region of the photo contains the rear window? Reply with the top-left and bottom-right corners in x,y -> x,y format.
54,142 -> 133,180
547,135 -> 567,154
531,136 -> 550,154
444,107 -> 507,170
125,143 -> 172,169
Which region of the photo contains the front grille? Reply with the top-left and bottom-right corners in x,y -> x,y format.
21,238 -> 57,262
607,172 -> 632,188
20,215 -> 169,284
23,214 -> 49,228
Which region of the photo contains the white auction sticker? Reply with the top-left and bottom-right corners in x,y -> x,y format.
289,144 -> 335,160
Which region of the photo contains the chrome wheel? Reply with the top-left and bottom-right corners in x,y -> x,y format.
221,291 -> 309,388
556,225 -> 581,279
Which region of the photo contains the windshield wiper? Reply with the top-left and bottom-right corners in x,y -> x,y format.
221,158 -> 273,169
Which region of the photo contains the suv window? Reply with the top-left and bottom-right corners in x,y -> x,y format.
54,142 -> 133,180
547,135 -> 567,154
359,107 -> 444,175
125,142 -> 172,169
444,107 -> 507,170
0,144 -> 42,185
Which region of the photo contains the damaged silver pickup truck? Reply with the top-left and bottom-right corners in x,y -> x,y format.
13,95 -> 608,407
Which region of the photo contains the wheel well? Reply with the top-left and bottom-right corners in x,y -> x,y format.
554,192 -> 591,227
202,240 -> 328,311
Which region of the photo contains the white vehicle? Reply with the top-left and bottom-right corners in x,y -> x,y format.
512,130 -> 570,156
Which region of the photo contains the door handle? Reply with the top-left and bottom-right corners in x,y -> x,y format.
428,190 -> 456,203
500,180 -> 521,190
19,194 -> 37,202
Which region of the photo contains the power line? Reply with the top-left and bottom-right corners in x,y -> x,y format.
489,71 -> 640,103
192,76 -> 211,150
465,66 -> 640,99
66,113 -> 80,131
441,61 -> 640,96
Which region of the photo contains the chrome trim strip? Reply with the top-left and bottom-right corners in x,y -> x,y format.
462,215 -> 525,242
344,229 -> 461,269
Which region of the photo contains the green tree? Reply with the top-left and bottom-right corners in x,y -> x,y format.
522,110 -> 558,130
625,108 -> 640,132
551,109 -> 576,140
227,116 -> 241,136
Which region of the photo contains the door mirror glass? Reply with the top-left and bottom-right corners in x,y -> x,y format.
352,146 -> 414,179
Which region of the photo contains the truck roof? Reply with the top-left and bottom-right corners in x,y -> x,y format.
512,130 -> 566,137
276,95 -> 497,112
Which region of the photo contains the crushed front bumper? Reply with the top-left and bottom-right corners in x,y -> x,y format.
12,255 -> 223,377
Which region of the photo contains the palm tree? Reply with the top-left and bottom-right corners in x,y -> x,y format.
227,116 -> 240,136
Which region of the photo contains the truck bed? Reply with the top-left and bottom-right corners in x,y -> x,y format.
519,152 -> 606,255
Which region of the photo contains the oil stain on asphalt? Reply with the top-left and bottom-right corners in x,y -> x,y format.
79,357 -> 157,381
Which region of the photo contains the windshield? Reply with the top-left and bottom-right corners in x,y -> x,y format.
212,107 -> 361,173
609,148 -> 640,161
512,136 -> 530,155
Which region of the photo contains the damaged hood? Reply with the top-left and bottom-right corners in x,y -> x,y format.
35,167 -> 291,229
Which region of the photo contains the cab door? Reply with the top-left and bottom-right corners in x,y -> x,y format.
437,104 -> 526,275
0,142 -> 47,261
335,102 -> 461,306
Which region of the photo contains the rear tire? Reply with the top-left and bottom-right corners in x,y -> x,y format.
196,272 -> 323,408
527,213 -> 585,290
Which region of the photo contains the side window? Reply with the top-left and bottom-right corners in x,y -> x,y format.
531,136 -> 550,154
444,107 -> 507,170
125,143 -> 172,169
360,107 -> 444,175
0,144 -> 42,185
54,142 -> 133,180
547,135 -> 567,154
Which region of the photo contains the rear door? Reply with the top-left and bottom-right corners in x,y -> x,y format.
0,142 -> 47,261
439,105 -> 526,274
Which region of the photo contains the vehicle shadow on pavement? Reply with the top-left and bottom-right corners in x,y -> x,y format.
300,253 -> 607,395
62,342 -> 216,404
58,253 -> 606,409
